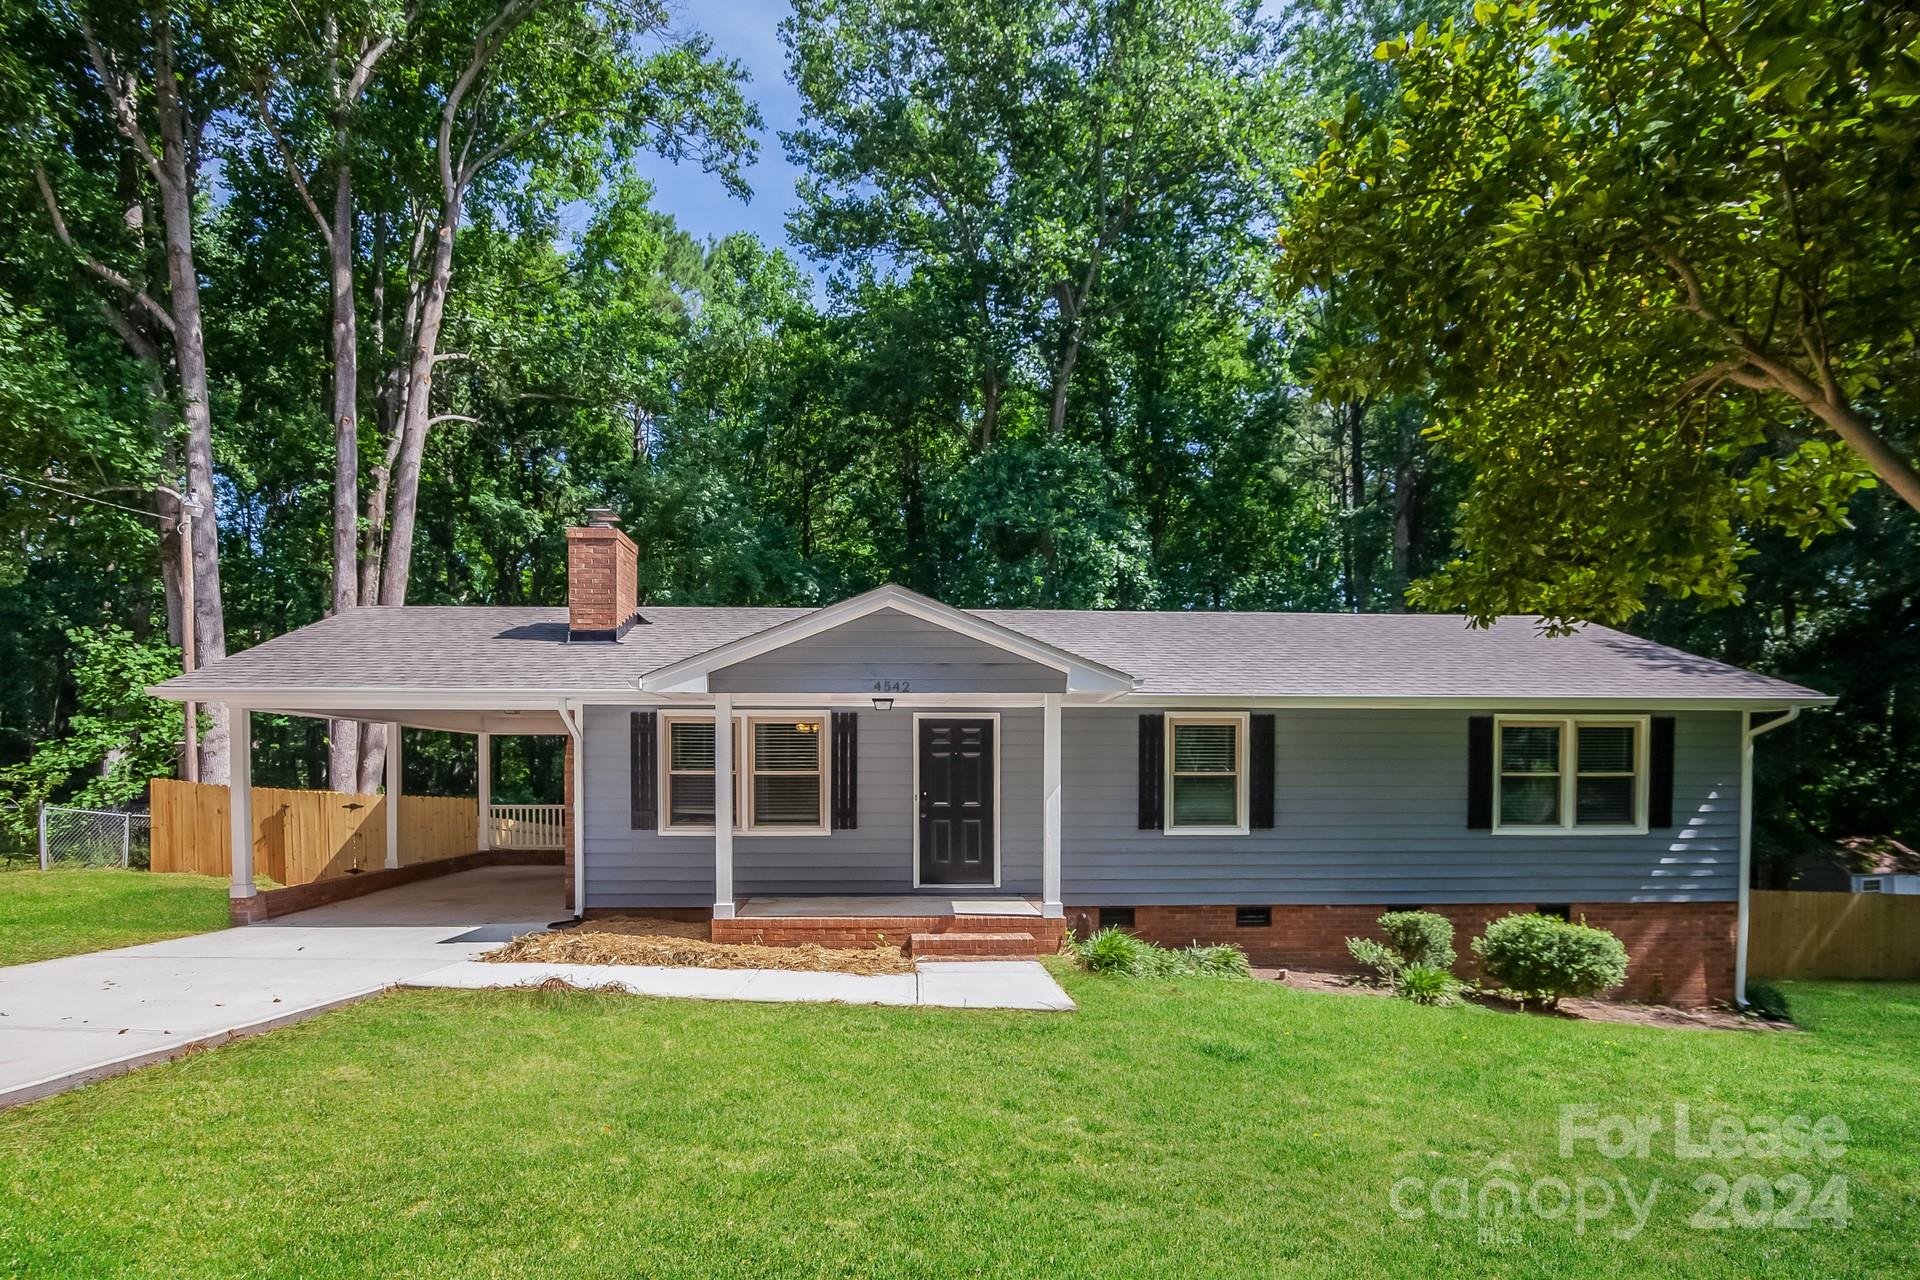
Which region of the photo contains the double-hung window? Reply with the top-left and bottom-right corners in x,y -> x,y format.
747,718 -> 826,829
1165,713 -> 1248,834
661,714 -> 826,834
1494,716 -> 1647,834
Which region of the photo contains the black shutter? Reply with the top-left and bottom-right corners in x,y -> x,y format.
1648,715 -> 1676,829
1249,713 -> 1276,830
1138,713 -> 1164,829
630,710 -> 657,830
831,711 -> 858,830
1466,716 -> 1494,830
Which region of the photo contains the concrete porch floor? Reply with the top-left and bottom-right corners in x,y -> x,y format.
737,895 -> 1042,918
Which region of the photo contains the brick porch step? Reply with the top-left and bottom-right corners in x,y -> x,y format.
909,931 -> 1039,959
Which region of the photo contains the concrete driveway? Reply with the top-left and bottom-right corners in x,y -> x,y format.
0,865 -> 563,1108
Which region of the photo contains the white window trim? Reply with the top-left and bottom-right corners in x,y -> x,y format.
910,711 -> 1002,889
1163,711 -> 1250,836
1492,714 -> 1650,837
1858,877 -> 1885,894
659,710 -> 830,837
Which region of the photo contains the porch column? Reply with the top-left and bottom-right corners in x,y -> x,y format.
1042,693 -> 1063,919
713,693 -> 735,919
476,730 -> 492,851
228,708 -> 254,899
384,721 -> 402,869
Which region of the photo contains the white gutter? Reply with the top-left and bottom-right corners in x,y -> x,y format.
559,699 -> 586,920
1737,706 -> 1800,1005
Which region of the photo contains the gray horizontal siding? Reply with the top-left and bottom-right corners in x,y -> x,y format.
708,608 -> 1064,694
581,705 -> 1041,908
582,704 -> 1743,909
1062,708 -> 1742,905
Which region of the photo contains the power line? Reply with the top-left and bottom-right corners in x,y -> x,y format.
0,470 -> 170,525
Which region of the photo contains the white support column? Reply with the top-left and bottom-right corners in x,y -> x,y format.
476,730 -> 492,851
1042,693 -> 1063,919
384,721 -> 402,870
229,708 -> 254,899
713,694 -> 735,919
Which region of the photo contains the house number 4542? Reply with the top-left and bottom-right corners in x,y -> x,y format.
872,679 -> 911,693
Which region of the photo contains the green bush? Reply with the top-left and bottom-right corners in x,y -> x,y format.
1345,910 -> 1455,983
1078,926 -> 1153,975
1345,936 -> 1402,981
1394,964 -> 1462,1006
1378,911 -> 1456,970
1744,981 -> 1793,1022
1472,913 -> 1630,1009
1069,928 -> 1250,980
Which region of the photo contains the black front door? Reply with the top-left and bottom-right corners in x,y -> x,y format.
918,718 -> 995,885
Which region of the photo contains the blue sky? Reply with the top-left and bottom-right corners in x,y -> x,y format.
630,1 -> 810,262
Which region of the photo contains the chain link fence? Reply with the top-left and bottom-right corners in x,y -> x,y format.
37,805 -> 151,870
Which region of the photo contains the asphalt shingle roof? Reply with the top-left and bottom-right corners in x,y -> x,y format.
154,603 -> 1825,704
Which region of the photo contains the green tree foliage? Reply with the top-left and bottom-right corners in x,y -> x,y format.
1,0 -> 1912,871
1282,0 -> 1920,628
0,626 -> 183,849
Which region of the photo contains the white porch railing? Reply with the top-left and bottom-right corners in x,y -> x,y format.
488,804 -> 565,850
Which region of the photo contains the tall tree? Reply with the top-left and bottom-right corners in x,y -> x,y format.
230,0 -> 403,789
1281,0 -> 1920,626
15,0 -> 236,779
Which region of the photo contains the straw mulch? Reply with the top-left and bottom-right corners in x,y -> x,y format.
481,921 -> 914,976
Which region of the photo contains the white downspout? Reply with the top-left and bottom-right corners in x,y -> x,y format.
1737,706 -> 1800,1005
560,700 -> 585,919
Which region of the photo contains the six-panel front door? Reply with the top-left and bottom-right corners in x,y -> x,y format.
918,718 -> 995,885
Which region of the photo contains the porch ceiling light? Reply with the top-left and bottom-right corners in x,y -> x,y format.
872,697 -> 894,711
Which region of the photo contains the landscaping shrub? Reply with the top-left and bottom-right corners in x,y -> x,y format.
1345,910 -> 1455,983
1378,911 -> 1456,970
1393,964 -> 1462,1006
1472,913 -> 1630,1009
1345,937 -> 1401,981
1069,928 -> 1250,980
1744,981 -> 1793,1022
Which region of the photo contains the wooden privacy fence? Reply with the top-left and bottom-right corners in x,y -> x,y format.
1748,890 -> 1920,981
150,779 -> 478,886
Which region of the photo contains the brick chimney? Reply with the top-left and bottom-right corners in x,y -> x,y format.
565,508 -> 640,640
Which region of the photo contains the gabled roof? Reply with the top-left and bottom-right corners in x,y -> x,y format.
149,591 -> 1832,708
638,584 -> 1135,695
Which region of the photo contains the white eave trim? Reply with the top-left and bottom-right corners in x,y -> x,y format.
634,583 -> 1138,695
145,684 -> 1831,715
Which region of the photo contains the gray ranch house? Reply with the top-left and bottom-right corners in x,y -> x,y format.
155,513 -> 1829,1006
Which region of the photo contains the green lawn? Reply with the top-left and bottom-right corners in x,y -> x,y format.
0,869 -> 231,967
0,972 -> 1914,1279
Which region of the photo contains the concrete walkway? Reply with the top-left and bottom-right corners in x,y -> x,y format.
0,866 -> 1074,1108
404,958 -> 1077,1011
0,865 -> 563,1108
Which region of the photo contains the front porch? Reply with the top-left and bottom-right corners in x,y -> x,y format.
710,894 -> 1068,958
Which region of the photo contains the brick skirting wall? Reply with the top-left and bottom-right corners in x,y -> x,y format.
1066,902 -> 1737,1008
229,848 -> 564,924
713,914 -> 1068,955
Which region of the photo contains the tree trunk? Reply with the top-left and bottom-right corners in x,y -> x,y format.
1391,449 -> 1420,612
1346,400 -> 1369,609
379,196 -> 461,607
1048,337 -> 1080,435
152,24 -> 229,783
327,161 -> 363,791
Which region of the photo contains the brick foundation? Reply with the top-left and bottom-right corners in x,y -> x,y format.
1066,902 -> 1737,1008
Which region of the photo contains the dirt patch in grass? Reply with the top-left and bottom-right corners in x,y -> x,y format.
482,921 -> 914,976
1260,967 -> 1791,1032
